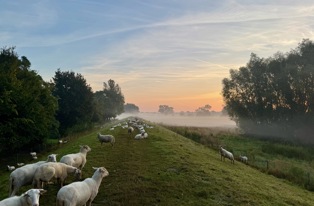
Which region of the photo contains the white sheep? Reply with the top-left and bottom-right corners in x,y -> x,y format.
17,163 -> 25,167
56,167 -> 109,206
239,155 -> 248,164
220,146 -> 234,164
32,162 -> 81,188
0,189 -> 46,206
30,152 -> 37,160
9,154 -> 57,197
97,133 -> 115,146
7,165 -> 16,171
60,145 -> 91,179
134,132 -> 148,140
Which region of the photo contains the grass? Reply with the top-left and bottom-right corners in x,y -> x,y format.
0,118 -> 314,205
165,125 -> 314,191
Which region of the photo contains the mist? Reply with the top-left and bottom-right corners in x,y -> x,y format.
117,113 -> 237,128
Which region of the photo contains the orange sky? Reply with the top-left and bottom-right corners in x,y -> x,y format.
7,1 -> 313,113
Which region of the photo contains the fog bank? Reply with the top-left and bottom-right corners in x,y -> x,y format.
117,113 -> 237,128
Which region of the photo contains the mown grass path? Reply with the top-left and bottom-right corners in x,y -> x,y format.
1,119 -> 314,205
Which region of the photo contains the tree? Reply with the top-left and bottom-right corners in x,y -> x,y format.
158,105 -> 174,114
195,104 -> 212,116
222,39 -> 314,142
52,69 -> 94,136
124,103 -> 140,113
93,79 -> 125,121
0,47 -> 59,153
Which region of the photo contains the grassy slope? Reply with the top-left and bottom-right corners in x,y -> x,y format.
0,119 -> 314,205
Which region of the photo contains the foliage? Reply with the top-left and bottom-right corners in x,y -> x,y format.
195,104 -> 212,116
93,79 -> 125,121
52,69 -> 94,136
222,39 -> 314,142
158,105 -> 174,114
0,47 -> 59,153
124,103 -> 140,113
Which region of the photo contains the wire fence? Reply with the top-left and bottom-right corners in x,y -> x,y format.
232,150 -> 314,191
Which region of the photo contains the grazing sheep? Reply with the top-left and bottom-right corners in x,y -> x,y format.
128,126 -> 134,136
9,154 -> 57,197
60,145 -> 91,179
32,162 -> 81,188
17,163 -> 25,167
56,167 -> 109,206
97,133 -> 115,146
239,155 -> 248,164
219,146 -> 234,164
0,189 -> 46,206
7,165 -> 16,171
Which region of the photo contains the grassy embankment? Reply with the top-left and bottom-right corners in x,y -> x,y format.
0,118 -> 313,205
165,125 -> 314,192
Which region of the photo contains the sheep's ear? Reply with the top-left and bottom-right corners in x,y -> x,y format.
92,167 -> 98,170
40,189 -> 47,194
23,193 -> 30,197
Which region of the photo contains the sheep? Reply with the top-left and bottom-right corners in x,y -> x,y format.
60,145 -> 91,179
32,162 -> 81,188
9,154 -> 57,197
128,126 -> 134,136
7,165 -> 16,171
17,163 -> 25,167
30,152 -> 37,160
219,146 -> 234,164
134,132 -> 148,140
0,189 -> 46,206
239,155 -> 248,164
56,167 -> 109,206
97,133 -> 115,146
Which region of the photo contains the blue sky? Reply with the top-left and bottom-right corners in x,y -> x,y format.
2,0 -> 314,112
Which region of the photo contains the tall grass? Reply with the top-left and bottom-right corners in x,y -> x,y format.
165,125 -> 314,191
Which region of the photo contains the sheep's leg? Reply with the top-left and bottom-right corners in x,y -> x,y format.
86,199 -> 92,206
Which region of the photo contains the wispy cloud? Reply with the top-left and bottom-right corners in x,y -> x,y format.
2,0 -> 314,111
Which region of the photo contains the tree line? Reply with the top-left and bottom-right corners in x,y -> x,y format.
222,39 -> 314,143
0,47 -> 126,153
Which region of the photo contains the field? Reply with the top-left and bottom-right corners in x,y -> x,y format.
0,117 -> 314,205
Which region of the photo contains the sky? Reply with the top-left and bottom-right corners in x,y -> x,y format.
1,0 -> 314,112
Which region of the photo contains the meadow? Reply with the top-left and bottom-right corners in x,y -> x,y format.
0,117 -> 314,205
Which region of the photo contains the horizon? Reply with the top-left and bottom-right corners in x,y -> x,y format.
2,1 -> 314,112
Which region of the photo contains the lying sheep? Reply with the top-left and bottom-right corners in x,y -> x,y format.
220,146 -> 234,164
97,133 -> 115,146
7,165 -> 15,171
56,167 -> 109,206
0,189 -> 46,206
239,155 -> 248,164
60,145 -> 91,179
30,152 -> 37,160
33,162 -> 81,188
134,132 -> 148,140
9,154 -> 57,197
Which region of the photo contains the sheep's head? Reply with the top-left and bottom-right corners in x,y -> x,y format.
92,167 -> 109,178
80,145 -> 91,153
47,154 -> 58,162
74,168 -> 82,180
24,189 -> 46,206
